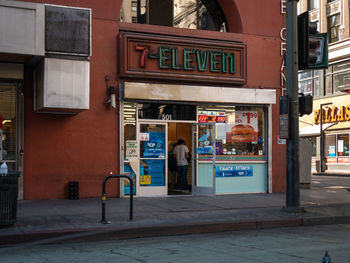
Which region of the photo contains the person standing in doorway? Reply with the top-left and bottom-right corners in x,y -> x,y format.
173,139 -> 189,191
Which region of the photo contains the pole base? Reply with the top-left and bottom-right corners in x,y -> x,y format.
281,206 -> 305,213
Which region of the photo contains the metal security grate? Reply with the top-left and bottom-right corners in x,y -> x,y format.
0,172 -> 19,225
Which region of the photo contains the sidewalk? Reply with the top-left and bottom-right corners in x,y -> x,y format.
1,183 -> 350,247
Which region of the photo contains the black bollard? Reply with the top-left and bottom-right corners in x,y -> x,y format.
322,251 -> 331,263
100,174 -> 133,224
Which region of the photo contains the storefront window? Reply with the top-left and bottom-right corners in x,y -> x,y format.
323,133 -> 350,164
307,137 -> 317,157
325,134 -> 336,157
123,102 -> 137,194
197,105 -> 266,159
0,85 -> 17,170
123,103 -> 137,162
337,134 -> 349,157
120,0 -> 227,32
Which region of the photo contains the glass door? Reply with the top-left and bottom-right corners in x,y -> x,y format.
192,123 -> 216,196
137,122 -> 167,196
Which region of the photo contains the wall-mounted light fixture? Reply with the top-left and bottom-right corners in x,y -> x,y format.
105,75 -> 116,108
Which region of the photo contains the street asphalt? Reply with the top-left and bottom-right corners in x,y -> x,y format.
1,175 -> 350,247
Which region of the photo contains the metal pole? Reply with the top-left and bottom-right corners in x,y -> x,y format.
320,105 -> 323,172
100,174 -> 134,224
101,177 -> 107,224
129,179 -> 133,221
285,0 -> 300,209
320,103 -> 332,172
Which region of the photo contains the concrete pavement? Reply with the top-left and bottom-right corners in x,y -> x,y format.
1,175 -> 350,247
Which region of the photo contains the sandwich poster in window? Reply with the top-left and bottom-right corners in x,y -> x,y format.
226,111 -> 258,143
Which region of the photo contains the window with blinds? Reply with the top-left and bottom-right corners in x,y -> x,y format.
0,85 -> 17,168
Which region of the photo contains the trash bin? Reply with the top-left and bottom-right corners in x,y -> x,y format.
0,171 -> 19,225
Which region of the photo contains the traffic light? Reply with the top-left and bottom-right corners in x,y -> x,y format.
298,93 -> 313,116
298,11 -> 328,70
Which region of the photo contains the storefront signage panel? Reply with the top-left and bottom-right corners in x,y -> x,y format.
215,165 -> 253,177
119,32 -> 247,85
314,105 -> 350,124
138,103 -> 196,121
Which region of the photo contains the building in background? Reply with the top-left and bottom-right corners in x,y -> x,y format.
298,0 -> 350,173
0,0 -> 286,200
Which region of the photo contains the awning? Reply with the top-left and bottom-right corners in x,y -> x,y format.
122,82 -> 276,104
299,123 -> 335,137
325,121 -> 350,131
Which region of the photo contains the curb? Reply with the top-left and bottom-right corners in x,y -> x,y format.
303,215 -> 350,226
2,215 -> 350,247
0,218 -> 303,247
313,173 -> 350,177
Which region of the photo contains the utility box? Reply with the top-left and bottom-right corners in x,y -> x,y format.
0,1 -> 44,56
34,58 -> 90,113
299,138 -> 312,188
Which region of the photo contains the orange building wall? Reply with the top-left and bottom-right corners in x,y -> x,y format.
20,0 -> 286,199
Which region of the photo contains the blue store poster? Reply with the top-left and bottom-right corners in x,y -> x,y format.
216,165 -> 253,177
143,132 -> 165,158
196,146 -> 213,155
329,146 -> 336,157
124,164 -> 136,195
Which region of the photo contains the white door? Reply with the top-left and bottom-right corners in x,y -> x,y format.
137,122 -> 167,196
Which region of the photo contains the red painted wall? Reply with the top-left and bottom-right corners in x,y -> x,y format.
22,0 -> 123,199
231,0 -> 286,192
20,0 -> 286,199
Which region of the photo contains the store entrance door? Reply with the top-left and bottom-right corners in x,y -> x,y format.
137,122 -> 167,196
191,123 -> 216,196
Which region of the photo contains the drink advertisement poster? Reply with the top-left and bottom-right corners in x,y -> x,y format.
226,111 -> 258,143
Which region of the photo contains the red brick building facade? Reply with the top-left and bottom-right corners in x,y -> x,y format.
0,0 -> 286,199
